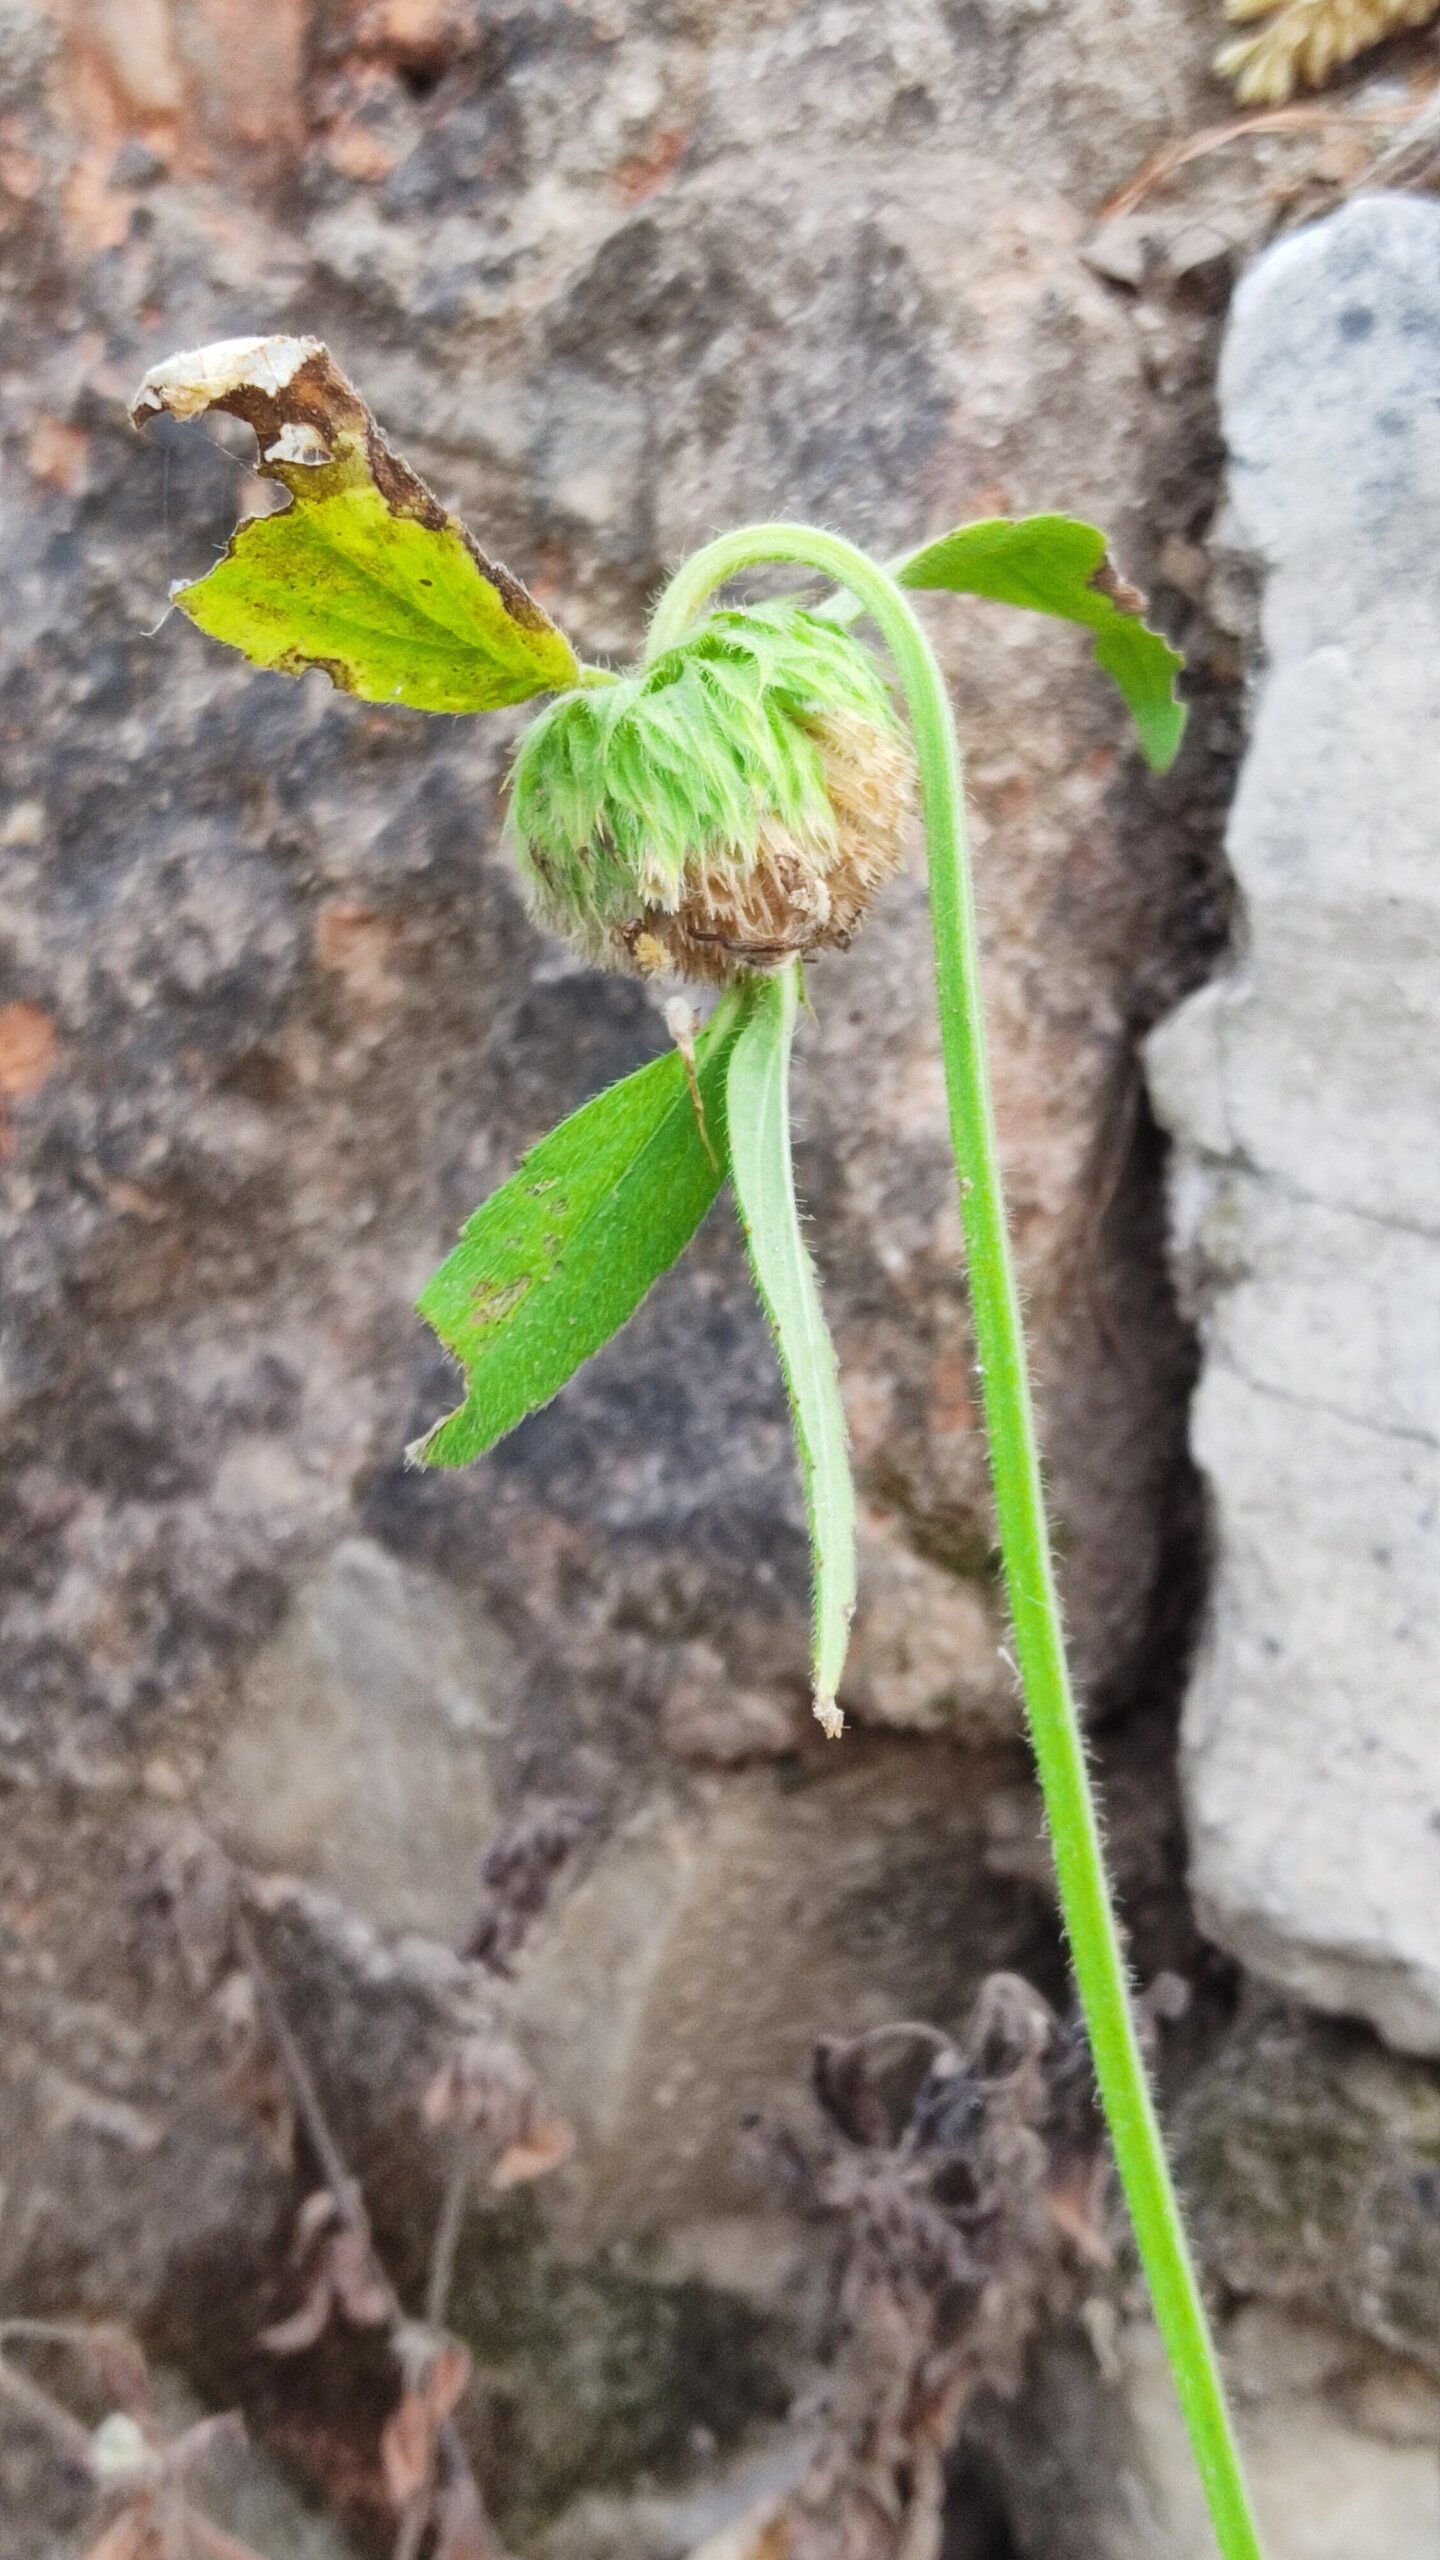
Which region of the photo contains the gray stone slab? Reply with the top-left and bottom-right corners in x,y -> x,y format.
1148,195 -> 1440,2052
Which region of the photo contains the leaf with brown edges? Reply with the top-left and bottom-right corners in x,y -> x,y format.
130,337 -> 580,713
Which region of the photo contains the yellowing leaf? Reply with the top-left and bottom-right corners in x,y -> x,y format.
130,336 -> 580,713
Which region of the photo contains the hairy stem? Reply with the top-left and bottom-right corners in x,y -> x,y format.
648,529 -> 1265,2560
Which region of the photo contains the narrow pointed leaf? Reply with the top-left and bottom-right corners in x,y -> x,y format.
130,336 -> 579,712
726,965 -> 855,1736
413,991 -> 749,1467
895,513 -> 1185,772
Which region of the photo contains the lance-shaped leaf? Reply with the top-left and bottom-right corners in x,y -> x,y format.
727,965 -> 856,1738
894,513 -> 1185,773
130,336 -> 580,713
412,989 -> 751,1468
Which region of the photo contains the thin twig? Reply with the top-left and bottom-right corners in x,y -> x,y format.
235,1905 -> 500,2560
0,2318 -> 114,2351
0,2341 -> 95,2469
391,2458 -> 434,2559
425,2139 -> 474,2334
1099,94 -> 1422,218
233,1909 -> 387,2281
391,2137 -> 477,2560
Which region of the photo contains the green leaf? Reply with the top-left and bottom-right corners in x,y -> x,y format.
895,513 -> 1185,773
130,336 -> 579,713
412,990 -> 749,1468
726,964 -> 856,1737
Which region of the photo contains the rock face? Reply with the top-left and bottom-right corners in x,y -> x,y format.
0,0 -> 1223,1804
980,1990 -> 1440,2559
14,2 -> 1430,2555
1174,1997 -> 1440,2375
1148,196 -> 1440,2057
992,2311 -> 1440,2560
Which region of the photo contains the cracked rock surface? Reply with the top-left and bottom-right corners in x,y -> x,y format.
14,1 -> 1437,2553
1148,194 -> 1440,2055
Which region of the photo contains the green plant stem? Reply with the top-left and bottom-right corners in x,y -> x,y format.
647,528 -> 1265,2560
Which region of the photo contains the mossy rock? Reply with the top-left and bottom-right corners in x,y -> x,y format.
451,2193 -> 792,2530
1174,1997 -> 1440,2368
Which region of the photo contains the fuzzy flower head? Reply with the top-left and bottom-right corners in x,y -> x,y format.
509,603 -> 914,984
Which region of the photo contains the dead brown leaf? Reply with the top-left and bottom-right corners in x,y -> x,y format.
736,1975 -> 1101,2560
259,2215 -> 391,2353
489,2113 -> 574,2190
1086,556 -> 1145,616
389,2329 -> 473,2493
256,2264 -> 334,2357
382,2386 -> 433,2510
385,2331 -> 474,2516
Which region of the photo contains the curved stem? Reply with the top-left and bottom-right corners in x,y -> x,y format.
648,528 -> 1265,2560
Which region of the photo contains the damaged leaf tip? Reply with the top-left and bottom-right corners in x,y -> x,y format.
130,334 -> 580,714
129,333 -> 323,432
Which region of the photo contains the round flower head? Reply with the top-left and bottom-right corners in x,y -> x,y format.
509,604 -> 914,983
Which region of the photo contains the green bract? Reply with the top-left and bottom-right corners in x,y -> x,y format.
509,603 -> 914,982
726,967 -> 856,1739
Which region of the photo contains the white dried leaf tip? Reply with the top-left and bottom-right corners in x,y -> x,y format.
131,334 -> 321,423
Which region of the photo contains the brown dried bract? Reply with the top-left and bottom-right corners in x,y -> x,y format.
623,713 -> 914,987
